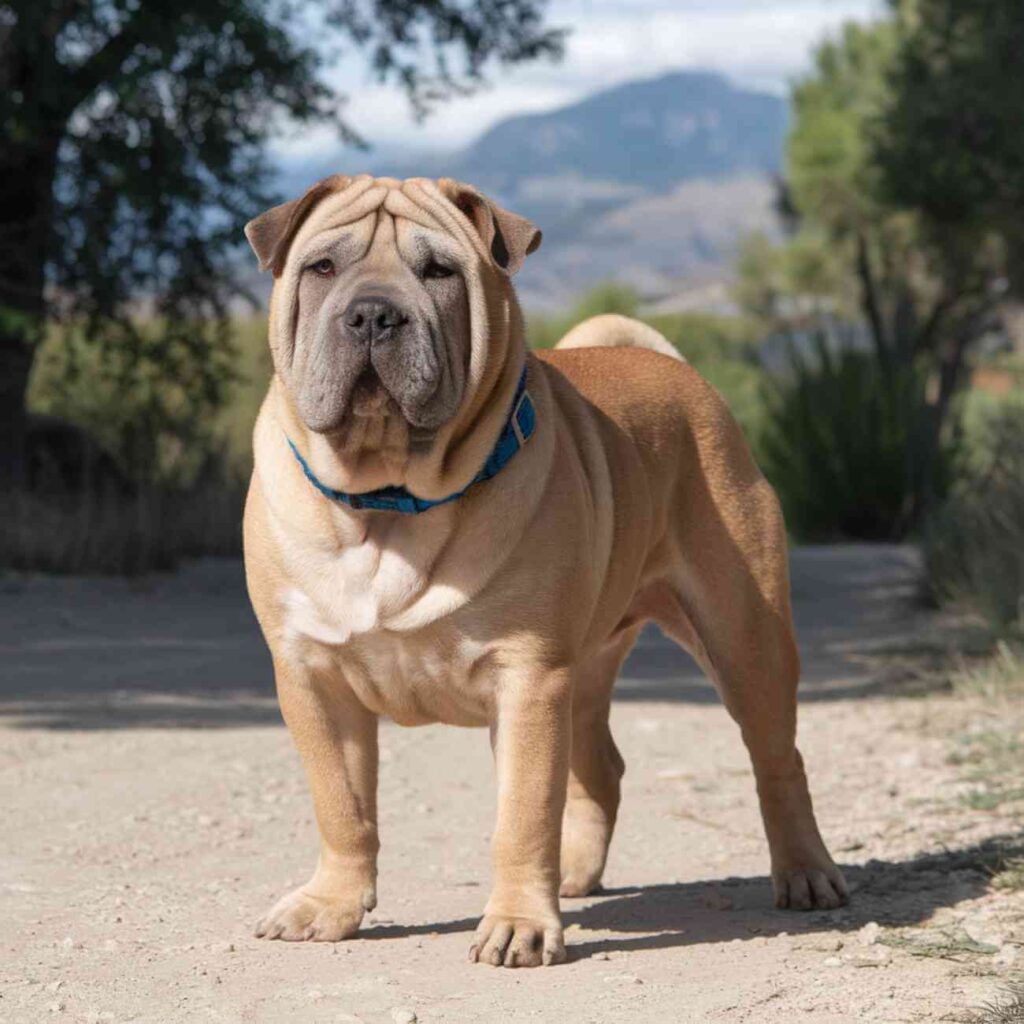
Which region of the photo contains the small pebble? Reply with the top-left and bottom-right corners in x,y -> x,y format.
852,947 -> 891,967
391,1009 -> 417,1024
995,944 -> 1018,967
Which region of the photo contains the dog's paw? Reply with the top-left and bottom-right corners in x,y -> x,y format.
559,874 -> 602,898
559,822 -> 609,897
772,863 -> 849,911
254,885 -> 372,941
468,914 -> 566,968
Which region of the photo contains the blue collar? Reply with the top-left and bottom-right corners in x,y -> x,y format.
286,367 -> 535,514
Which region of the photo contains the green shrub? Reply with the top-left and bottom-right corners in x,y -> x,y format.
925,399 -> 1024,636
646,311 -> 758,364
29,319 -> 234,487
213,317 -> 273,475
757,334 -> 939,540
13,317 -> 263,574
527,283 -> 641,350
568,282 -> 641,320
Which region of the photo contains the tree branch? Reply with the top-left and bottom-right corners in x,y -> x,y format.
65,10 -> 150,113
913,292 -> 954,357
855,230 -> 890,363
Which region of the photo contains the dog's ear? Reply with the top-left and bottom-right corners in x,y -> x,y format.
245,175 -> 350,276
438,179 -> 541,275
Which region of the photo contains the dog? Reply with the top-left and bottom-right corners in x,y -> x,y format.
241,174 -> 847,968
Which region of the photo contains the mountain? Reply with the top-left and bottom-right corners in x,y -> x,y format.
455,70 -> 786,194
273,71 -> 788,309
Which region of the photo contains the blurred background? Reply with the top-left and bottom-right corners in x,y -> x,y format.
1,0 -> 1021,643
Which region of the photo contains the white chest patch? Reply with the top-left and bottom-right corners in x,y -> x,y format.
280,543 -> 418,647
282,586 -> 366,647
280,566 -> 493,726
275,524 -> 473,661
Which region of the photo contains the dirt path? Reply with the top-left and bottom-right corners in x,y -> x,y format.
2,546 -> 1021,1023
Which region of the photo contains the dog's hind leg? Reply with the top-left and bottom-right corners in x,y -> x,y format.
651,423 -> 847,911
559,626 -> 640,897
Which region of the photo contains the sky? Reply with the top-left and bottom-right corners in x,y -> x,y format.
273,0 -> 884,160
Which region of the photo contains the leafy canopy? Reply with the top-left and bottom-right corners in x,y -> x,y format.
2,0 -> 563,328
0,0 -> 562,483
876,0 -> 1024,276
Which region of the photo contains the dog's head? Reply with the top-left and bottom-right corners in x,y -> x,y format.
245,175 -> 540,498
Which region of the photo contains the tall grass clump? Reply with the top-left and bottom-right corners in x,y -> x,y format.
925,399 -> 1024,636
757,333 -> 940,541
0,474 -> 245,575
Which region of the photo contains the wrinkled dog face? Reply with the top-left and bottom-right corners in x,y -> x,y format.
287,210 -> 471,445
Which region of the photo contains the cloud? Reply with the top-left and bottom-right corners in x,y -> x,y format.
271,0 -> 883,160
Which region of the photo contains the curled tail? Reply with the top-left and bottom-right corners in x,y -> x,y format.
554,313 -> 684,362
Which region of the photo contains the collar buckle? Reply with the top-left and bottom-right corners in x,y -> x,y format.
510,388 -> 533,448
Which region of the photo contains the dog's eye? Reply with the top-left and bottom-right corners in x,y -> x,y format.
308,258 -> 335,277
422,260 -> 455,281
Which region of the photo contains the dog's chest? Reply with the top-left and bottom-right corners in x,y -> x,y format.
340,629 -> 492,726
278,542 -> 493,726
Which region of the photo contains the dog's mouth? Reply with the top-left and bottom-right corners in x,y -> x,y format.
349,367 -> 394,420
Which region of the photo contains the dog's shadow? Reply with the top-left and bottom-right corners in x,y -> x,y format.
360,835 -> 1023,959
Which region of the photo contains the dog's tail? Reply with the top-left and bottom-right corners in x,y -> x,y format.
553,313 -> 685,362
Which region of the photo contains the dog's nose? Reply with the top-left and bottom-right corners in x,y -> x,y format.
342,296 -> 407,345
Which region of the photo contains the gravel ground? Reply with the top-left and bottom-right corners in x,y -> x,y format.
2,545 -> 1021,1023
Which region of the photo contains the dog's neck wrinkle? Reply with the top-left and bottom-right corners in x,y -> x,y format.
272,378 -> 412,493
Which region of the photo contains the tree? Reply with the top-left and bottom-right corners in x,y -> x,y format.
878,0 -> 1024,259
738,7 -> 1023,529
874,0 -> 1024,498
0,0 -> 563,487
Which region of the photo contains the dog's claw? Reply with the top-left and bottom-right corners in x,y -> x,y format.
470,914 -> 565,968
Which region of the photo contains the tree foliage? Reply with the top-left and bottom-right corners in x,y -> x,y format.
0,0 -> 563,486
877,0 -> 1024,264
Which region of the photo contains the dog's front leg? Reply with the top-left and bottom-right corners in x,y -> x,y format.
471,667 -> 572,967
255,657 -> 379,942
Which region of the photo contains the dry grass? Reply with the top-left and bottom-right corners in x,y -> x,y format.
0,480 -> 243,575
883,925 -> 1002,961
952,643 -> 1024,700
943,644 -> 1024,814
960,982 -> 1024,1024
925,398 -> 1024,638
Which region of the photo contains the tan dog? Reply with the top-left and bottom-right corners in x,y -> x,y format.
242,174 -> 847,968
